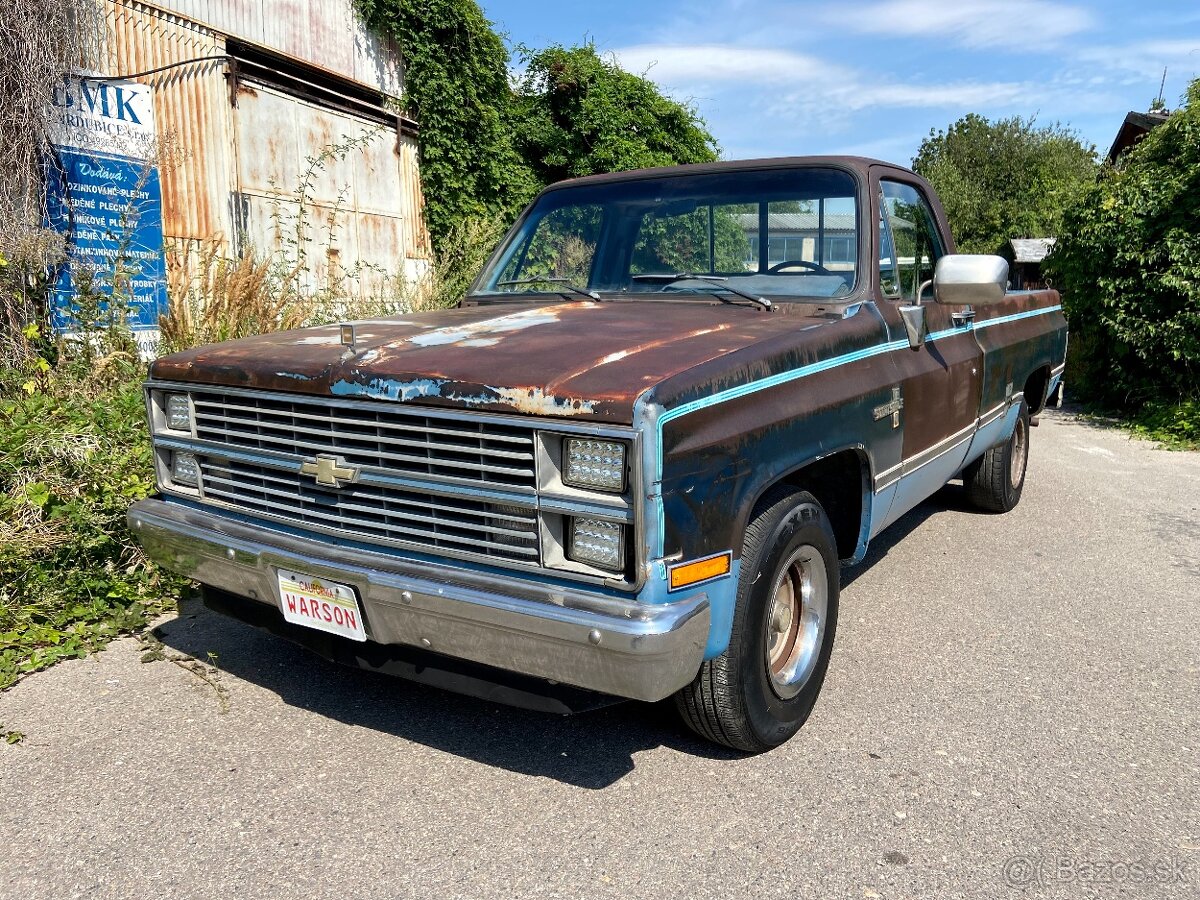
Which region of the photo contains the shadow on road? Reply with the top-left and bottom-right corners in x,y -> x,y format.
842,481 -> 974,589
153,483 -> 970,789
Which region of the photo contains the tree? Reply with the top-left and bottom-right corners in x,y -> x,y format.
1045,80 -> 1200,411
0,0 -> 104,366
912,114 -> 1097,254
510,44 -> 719,185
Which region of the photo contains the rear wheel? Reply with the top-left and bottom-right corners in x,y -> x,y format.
674,487 -> 839,752
964,399 -> 1029,512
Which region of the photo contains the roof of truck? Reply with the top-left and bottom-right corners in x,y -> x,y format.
542,156 -> 918,191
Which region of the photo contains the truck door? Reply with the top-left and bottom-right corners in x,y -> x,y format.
872,176 -> 983,531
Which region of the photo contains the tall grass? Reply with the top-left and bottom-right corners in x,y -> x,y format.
161,239 -> 306,352
158,214 -> 505,351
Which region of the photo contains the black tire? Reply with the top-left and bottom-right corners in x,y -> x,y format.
963,399 -> 1029,513
674,486 -> 840,753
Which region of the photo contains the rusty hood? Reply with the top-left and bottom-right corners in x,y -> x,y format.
150,301 -> 832,423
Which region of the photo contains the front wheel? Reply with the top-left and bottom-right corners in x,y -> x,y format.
674,487 -> 840,752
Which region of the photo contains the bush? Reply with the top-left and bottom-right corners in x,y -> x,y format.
0,348 -> 182,689
511,44 -> 719,184
1047,79 -> 1200,421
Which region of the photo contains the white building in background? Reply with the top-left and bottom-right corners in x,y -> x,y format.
100,0 -> 430,292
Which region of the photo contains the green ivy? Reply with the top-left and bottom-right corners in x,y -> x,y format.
1046,79 -> 1200,419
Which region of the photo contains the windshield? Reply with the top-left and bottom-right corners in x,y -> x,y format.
473,167 -> 860,302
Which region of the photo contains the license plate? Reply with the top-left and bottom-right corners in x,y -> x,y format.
276,569 -> 366,642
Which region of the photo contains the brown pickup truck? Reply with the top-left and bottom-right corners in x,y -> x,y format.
130,156 -> 1067,752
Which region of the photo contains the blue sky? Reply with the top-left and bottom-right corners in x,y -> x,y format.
479,0 -> 1200,165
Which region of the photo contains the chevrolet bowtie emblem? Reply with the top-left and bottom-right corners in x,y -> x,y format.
299,454 -> 359,488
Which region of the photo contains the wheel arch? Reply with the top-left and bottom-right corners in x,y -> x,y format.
738,446 -> 872,564
1023,364 -> 1052,415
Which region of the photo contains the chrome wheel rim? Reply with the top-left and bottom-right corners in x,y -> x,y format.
765,544 -> 828,700
1010,416 -> 1028,489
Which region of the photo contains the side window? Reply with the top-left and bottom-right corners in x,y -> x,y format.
878,198 -> 901,298
879,181 -> 944,302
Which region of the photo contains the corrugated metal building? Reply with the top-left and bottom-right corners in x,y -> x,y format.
98,0 -> 430,294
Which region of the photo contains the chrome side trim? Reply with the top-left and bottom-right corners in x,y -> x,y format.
872,394 -> 1024,492
901,420 -> 976,474
129,498 -> 708,702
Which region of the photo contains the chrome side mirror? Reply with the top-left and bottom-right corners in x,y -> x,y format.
933,254 -> 1009,306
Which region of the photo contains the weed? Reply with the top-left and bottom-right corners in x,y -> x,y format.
1129,397 -> 1200,450
0,357 -> 182,690
1,725 -> 24,745
137,633 -> 230,713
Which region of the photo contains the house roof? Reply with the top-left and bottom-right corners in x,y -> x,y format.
737,212 -> 857,232
1106,110 -> 1170,164
1010,238 -> 1057,263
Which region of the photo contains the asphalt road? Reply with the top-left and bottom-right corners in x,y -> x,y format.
2,409 -> 1197,900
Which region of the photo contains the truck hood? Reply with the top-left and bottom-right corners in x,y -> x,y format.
150,301 -> 832,423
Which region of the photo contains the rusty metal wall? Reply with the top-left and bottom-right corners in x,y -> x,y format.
399,139 -> 430,260
104,0 -> 236,244
103,0 -> 430,296
231,79 -> 430,293
144,0 -> 403,97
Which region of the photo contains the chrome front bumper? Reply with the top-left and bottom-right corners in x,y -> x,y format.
128,499 -> 709,702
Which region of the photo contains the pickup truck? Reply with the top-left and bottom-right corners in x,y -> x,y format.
129,156 -> 1067,752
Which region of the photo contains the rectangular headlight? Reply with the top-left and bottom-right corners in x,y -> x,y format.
563,438 -> 627,492
568,517 -> 625,571
171,451 -> 200,487
165,393 -> 192,431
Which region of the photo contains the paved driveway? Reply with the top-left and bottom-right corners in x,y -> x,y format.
2,409 -> 1197,899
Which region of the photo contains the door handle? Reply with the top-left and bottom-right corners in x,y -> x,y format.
952,308 -> 976,327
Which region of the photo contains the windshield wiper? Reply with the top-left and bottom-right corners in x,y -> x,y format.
496,277 -> 600,301
632,273 -> 772,310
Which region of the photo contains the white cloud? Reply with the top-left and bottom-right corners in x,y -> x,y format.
613,42 -> 1040,118
844,0 -> 1094,49
1075,38 -> 1200,79
612,44 -> 847,86
843,81 -> 1038,110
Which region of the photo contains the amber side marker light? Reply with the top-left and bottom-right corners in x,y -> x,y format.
669,552 -> 732,591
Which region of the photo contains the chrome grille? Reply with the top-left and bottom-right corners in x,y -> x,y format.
190,389 -> 537,489
198,456 -> 539,563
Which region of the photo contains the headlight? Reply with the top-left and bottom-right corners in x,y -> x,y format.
568,517 -> 625,571
563,438 -> 627,492
171,451 -> 200,487
165,393 -> 192,431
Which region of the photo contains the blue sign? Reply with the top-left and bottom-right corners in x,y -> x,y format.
45,75 -> 167,357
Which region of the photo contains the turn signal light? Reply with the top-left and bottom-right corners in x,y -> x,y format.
669,552 -> 731,591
